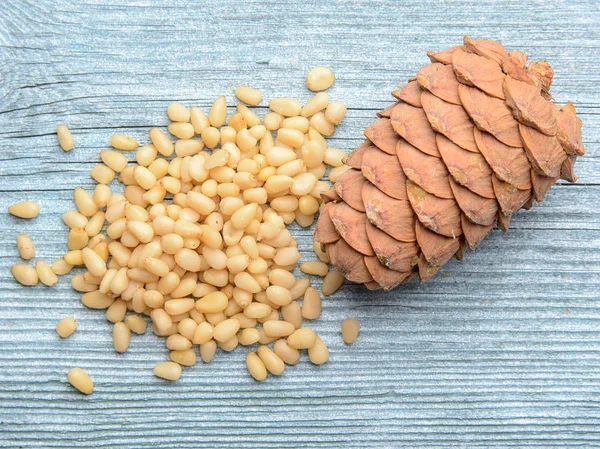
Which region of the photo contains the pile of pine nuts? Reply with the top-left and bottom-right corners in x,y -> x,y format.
9,67 -> 352,390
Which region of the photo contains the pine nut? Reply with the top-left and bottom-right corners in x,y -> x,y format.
341,318 -> 360,344
308,335 -> 329,365
235,86 -> 262,106
151,308 -> 173,336
190,106 -> 210,134
213,318 -> 241,342
209,96 -> 227,128
170,349 -> 197,366
306,67 -> 335,91
273,247 -> 301,266
125,315 -> 147,334
257,345 -> 284,375
113,322 -> 131,353
270,98 -> 302,117
56,317 -> 78,338
273,339 -> 300,365
237,104 -> 260,127
200,340 -> 217,363
68,368 -> 93,394
322,270 -> 344,296
149,128 -> 174,157
238,328 -> 260,346
243,302 -> 272,319
193,321 -> 214,344
263,320 -> 295,337
246,352 -> 267,381
8,201 -> 39,219
52,258 -> 73,275
36,260 -> 58,287
325,101 -> 347,125
166,333 -> 192,350
301,92 -> 329,117
56,124 -> 74,151
11,264 -> 38,286
168,102 -> 191,122
136,144 -> 158,166
301,287 -> 322,320
90,164 -> 115,184
324,147 -> 346,167
168,122 -> 195,140
111,134 -> 138,151
16,234 -> 35,260
289,278 -> 311,300
309,112 -> 334,136
154,361 -> 182,381
277,128 -> 304,148
265,285 -> 292,306
81,290 -> 114,309
85,211 -> 105,237
287,328 -> 316,349
280,302 -> 302,329
195,291 -> 228,313
74,187 -> 98,217
300,261 -> 328,277
82,247 -> 107,277
263,112 -> 284,131
68,227 -> 89,251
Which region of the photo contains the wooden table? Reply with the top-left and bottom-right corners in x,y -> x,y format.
1,0 -> 599,447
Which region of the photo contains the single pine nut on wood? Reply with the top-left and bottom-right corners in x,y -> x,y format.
209,96 -> 227,128
154,361 -> 182,381
287,328 -> 317,349
52,258 -> 73,276
16,234 -> 35,260
257,345 -> 285,376
306,67 -> 335,91
246,352 -> 267,381
74,187 -> 98,217
11,264 -> 38,286
263,320 -> 295,338
270,98 -> 302,117
113,322 -> 131,353
56,317 -> 78,338
200,340 -> 217,363
68,368 -> 93,394
56,124 -> 74,151
238,327 -> 260,346
110,134 -> 138,151
235,86 -> 262,106
8,201 -> 39,219
322,270 -> 344,296
300,261 -> 329,277
302,287 -> 322,320
325,101 -> 347,125
341,318 -> 360,344
301,92 -> 329,118
36,260 -> 58,287
308,335 -> 329,365
168,102 -> 191,122
170,349 -> 197,366
273,339 -> 300,365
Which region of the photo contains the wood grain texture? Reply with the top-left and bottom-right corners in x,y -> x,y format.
1,0 -> 599,447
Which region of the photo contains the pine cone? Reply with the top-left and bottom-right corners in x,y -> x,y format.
315,37 -> 584,291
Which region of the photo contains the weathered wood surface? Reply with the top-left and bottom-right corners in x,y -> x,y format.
1,0 -> 599,447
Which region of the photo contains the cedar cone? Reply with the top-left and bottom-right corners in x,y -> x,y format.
314,37 -> 584,291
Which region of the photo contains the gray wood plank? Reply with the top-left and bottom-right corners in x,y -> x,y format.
1,0 -> 599,447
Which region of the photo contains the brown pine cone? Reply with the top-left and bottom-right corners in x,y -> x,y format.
315,36 -> 584,291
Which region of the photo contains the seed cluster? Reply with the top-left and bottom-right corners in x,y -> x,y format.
9,68 -> 352,391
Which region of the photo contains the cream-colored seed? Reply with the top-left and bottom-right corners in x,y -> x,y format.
265,285 -> 292,306
154,361 -> 182,381
8,201 -> 39,219
113,322 -> 131,353
52,258 -> 73,276
111,134 -> 138,151
56,317 -> 78,338
246,352 -> 267,381
301,287 -> 322,320
213,318 -> 241,342
238,328 -> 260,346
301,92 -> 329,118
68,227 -> 89,251
82,247 -> 107,277
90,164 -> 115,185
168,102 -> 191,122
257,345 -> 285,376
324,147 -> 346,167
325,101 -> 347,125
64,250 -> 84,266
36,260 -> 58,287
281,302 -> 302,329
175,139 -> 203,157
190,106 -> 210,134
125,315 -> 147,334
306,66 -> 335,91
289,278 -> 311,300
273,339 -> 300,365
68,368 -> 93,394
277,128 -> 304,148
56,124 -> 74,151
151,308 -> 174,336
322,270 -> 345,296
94,184 -> 112,209
341,318 -> 360,344
74,187 -> 98,217
263,112 -> 284,131
237,104 -> 260,127
200,340 -> 217,363
149,127 -> 174,157
287,328 -> 317,349
201,127 -> 221,149
209,96 -> 227,128
170,349 -> 197,366
193,321 -> 214,344
166,333 -> 192,351
235,86 -> 262,105
16,234 -> 35,260
11,264 -> 38,286
195,291 -> 228,314
308,335 -> 329,365
299,195 -> 320,215
263,320 -> 295,338
85,211 -> 105,237
328,164 -> 350,183
136,144 -> 158,166
168,122 -> 195,140
63,210 -> 88,228
270,98 -> 302,117
309,112 -> 335,136
299,261 -> 329,277
243,302 -> 272,319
